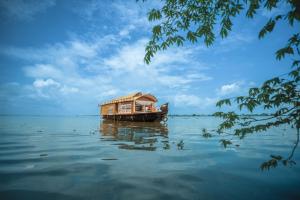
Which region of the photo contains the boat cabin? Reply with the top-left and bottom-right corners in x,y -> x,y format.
100,92 -> 158,115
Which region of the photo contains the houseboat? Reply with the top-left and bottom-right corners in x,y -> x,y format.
99,92 -> 168,122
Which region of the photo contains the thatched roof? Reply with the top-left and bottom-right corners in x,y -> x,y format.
101,92 -> 157,105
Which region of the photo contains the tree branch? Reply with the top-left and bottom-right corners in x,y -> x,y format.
287,128 -> 300,161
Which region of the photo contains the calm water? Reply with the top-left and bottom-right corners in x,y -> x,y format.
0,116 -> 299,200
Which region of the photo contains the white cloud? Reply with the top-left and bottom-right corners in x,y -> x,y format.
217,82 -> 242,96
0,0 -> 216,114
119,25 -> 136,37
3,36 -> 114,63
0,1 -> 265,115
174,94 -> 201,106
71,0 -> 103,21
112,1 -> 151,27
103,39 -> 145,71
33,79 -> 60,88
70,40 -> 97,58
1,35 -> 213,114
186,73 -> 213,81
24,64 -> 62,79
59,86 -> 79,94
102,38 -> 212,89
70,0 -> 154,38
219,32 -> 254,46
173,94 -> 217,108
0,0 -> 56,21
6,38 -> 116,102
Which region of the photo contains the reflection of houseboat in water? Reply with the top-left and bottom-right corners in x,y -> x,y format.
100,120 -> 169,151
99,92 -> 168,122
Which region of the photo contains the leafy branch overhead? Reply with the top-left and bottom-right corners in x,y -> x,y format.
143,0 -> 300,170
214,65 -> 299,134
212,61 -> 300,170
144,0 -> 300,64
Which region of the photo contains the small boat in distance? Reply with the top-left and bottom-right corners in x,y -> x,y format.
99,92 -> 168,122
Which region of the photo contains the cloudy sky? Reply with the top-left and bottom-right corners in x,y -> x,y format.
0,0 -> 296,115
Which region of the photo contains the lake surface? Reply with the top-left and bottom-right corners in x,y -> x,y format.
0,116 -> 299,200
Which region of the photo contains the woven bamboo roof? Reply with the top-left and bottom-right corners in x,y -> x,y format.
101,92 -> 157,105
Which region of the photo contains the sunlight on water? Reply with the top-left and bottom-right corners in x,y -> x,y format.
0,116 -> 299,200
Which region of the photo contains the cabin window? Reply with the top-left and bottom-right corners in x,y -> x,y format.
135,104 -> 142,112
118,103 -> 132,113
135,100 -> 154,112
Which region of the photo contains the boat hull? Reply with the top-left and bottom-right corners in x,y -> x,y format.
102,112 -> 167,122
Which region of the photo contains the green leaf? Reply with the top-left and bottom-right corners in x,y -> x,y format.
276,46 -> 294,60
216,99 -> 231,107
289,68 -> 299,78
261,158 -> 278,170
249,87 -> 260,96
187,31 -> 197,43
152,25 -> 162,35
144,50 -> 153,64
287,10 -> 296,26
161,41 -> 169,50
148,9 -> 162,21
220,17 -> 232,38
259,19 -> 276,39
246,0 -> 259,18
174,35 -> 185,46
264,0 -> 279,10
220,139 -> 232,148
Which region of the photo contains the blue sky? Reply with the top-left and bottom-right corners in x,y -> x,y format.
0,0 -> 298,115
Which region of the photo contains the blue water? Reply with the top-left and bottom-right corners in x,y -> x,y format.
0,116 -> 299,200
